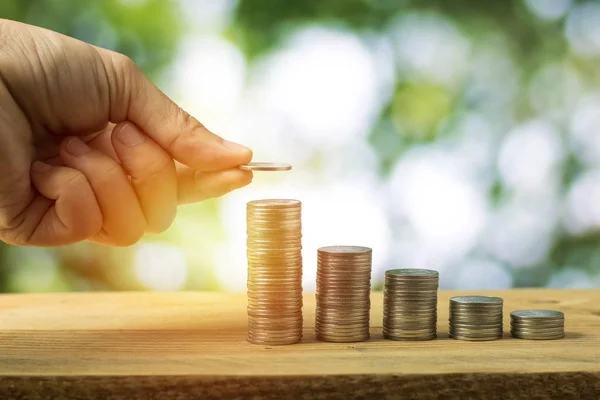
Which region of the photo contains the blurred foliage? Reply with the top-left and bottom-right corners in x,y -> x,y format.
231,0 -> 600,288
1,0 -> 600,292
0,0 -> 182,81
231,0 -> 573,65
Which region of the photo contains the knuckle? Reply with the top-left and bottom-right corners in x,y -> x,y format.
113,53 -> 138,74
164,108 -> 204,154
180,109 -> 204,131
62,169 -> 89,189
131,157 -> 174,185
92,161 -> 125,190
102,160 -> 124,177
105,51 -> 141,116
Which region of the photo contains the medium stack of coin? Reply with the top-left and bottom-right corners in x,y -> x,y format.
246,199 -> 303,345
315,246 -> 372,342
449,296 -> 504,341
382,269 -> 439,341
510,310 -> 565,340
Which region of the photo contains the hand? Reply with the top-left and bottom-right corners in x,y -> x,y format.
0,19 -> 253,247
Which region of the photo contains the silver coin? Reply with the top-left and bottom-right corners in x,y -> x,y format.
384,335 -> 437,341
511,332 -> 565,340
384,289 -> 439,295
449,333 -> 502,341
318,245 -> 373,255
510,322 -> 564,330
510,310 -> 564,320
451,327 -> 503,335
450,296 -> 503,305
384,330 -> 436,336
510,326 -> 565,334
385,268 -> 439,277
450,316 -> 504,321
240,162 -> 292,171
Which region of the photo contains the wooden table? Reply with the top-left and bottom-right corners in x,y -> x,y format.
0,289 -> 598,399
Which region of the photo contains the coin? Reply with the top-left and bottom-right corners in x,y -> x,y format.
450,296 -> 503,305
315,245 -> 373,343
246,199 -> 303,345
449,333 -> 503,341
449,295 -> 504,341
382,268 -> 439,341
239,162 -> 292,171
509,309 -> 565,340
510,310 -> 564,320
385,269 -> 439,278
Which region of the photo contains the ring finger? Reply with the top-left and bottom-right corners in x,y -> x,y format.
60,136 -> 146,246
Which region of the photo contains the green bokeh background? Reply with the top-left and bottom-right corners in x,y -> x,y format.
1,0 -> 600,293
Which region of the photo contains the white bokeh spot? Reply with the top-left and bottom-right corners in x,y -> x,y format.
565,170 -> 600,235
569,93 -> 600,166
388,147 -> 488,270
497,119 -> 564,192
389,12 -> 471,87
525,0 -> 572,21
251,25 -> 382,148
134,243 -> 188,291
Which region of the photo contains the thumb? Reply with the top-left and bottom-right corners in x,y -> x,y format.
97,49 -> 252,172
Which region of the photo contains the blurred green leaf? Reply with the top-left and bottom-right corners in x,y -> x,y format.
0,0 -> 183,80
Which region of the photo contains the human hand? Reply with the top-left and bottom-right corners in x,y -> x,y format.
0,19 -> 253,247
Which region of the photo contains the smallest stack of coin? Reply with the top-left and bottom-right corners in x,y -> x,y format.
449,296 -> 503,341
510,310 -> 565,340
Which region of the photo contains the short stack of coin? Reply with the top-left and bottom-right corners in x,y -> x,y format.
382,269 -> 438,340
246,199 -> 303,345
510,310 -> 565,340
315,246 -> 372,342
449,296 -> 504,341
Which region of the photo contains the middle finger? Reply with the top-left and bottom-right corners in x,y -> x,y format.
111,122 -> 178,233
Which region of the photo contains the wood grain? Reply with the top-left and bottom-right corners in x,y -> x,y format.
0,289 -> 598,399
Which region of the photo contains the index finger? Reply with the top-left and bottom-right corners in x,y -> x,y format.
96,48 -> 252,172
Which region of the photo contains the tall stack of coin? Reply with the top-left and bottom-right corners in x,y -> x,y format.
382,269 -> 438,341
449,296 -> 504,341
510,310 -> 565,340
315,246 -> 372,342
246,199 -> 303,345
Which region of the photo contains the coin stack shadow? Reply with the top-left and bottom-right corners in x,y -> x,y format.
510,310 -> 565,340
315,246 -> 372,342
449,296 -> 504,341
382,269 -> 439,341
246,199 -> 303,345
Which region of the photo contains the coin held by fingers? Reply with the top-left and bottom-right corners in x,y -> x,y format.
238,162 -> 292,171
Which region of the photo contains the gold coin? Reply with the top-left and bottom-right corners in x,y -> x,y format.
246,198 -> 303,346
247,198 -> 300,208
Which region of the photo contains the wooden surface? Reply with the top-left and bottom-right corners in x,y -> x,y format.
0,289 -> 599,399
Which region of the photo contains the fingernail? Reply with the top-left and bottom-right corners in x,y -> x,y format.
115,122 -> 146,147
31,161 -> 52,173
221,139 -> 250,153
65,137 -> 91,157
